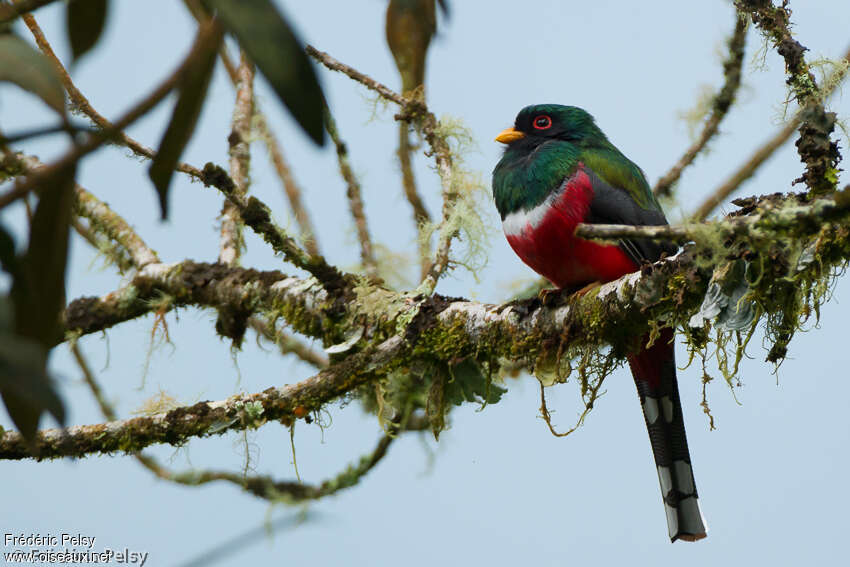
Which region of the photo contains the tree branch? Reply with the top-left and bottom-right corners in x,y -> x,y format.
323,105 -> 379,278
398,123 -> 432,278
0,336 -> 405,460
0,0 -> 56,23
1,151 -> 160,269
735,0 -> 842,196
691,44 -> 850,221
2,17 -> 220,209
654,16 -> 747,197
8,187 -> 848,459
248,316 -> 329,369
306,45 -> 458,293
219,50 -> 254,267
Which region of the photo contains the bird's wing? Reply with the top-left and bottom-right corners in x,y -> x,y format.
583,167 -> 678,264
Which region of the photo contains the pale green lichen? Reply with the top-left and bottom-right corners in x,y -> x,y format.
132,388 -> 180,417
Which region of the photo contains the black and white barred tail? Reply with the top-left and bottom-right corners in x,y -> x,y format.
627,328 -> 707,542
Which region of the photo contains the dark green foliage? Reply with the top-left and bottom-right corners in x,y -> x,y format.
0,322 -> 64,451
204,0 -> 325,145
0,165 -> 76,446
0,31 -> 65,114
445,358 -> 505,407
149,22 -> 223,220
66,0 -> 109,63
427,357 -> 505,440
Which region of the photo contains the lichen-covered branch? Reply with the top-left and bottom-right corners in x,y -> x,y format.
199,163 -> 348,292
691,44 -> 850,221
219,50 -> 254,267
323,106 -> 378,278
8,187 -> 849,459
307,45 -> 458,293
398,123 -> 432,278
0,336 -> 405,460
735,0 -> 842,196
22,14 -> 205,183
73,327 -> 396,503
249,316 -> 329,369
1,151 -> 159,269
654,16 -> 747,197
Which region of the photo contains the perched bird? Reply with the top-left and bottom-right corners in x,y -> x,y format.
492,104 -> 707,542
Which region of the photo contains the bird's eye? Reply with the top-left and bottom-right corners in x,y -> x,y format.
533,115 -> 552,130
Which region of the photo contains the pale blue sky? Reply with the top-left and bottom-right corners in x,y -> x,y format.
2,1 -> 849,565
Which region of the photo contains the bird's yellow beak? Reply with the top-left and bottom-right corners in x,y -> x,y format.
495,127 -> 525,144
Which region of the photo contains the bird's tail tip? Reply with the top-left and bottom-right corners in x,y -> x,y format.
668,496 -> 708,543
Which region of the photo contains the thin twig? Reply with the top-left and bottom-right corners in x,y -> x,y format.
0,336 -> 406,460
21,14 -> 203,181
0,0 -> 56,23
691,45 -> 850,221
249,316 -> 329,368
306,46 -> 458,293
323,106 -> 378,278
71,341 -> 118,421
185,3 -> 324,258
691,119 -> 800,221
307,45 -> 408,106
255,114 -> 322,257
654,16 -> 747,197
220,50 -> 254,266
200,163 -> 348,291
574,223 -> 693,242
736,1 -> 842,196
2,19 -> 220,210
217,41 -> 322,257
398,123 -> 432,277
2,152 -> 160,269
21,16 -> 343,284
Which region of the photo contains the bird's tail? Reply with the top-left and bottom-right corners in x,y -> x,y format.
627,328 -> 707,543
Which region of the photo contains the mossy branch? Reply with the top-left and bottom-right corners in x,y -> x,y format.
1,151 -> 160,270
0,336 -> 406,460
306,45 -> 458,294
654,15 -> 747,197
219,50 -> 254,267
735,0 -> 842,196
3,189 -> 840,459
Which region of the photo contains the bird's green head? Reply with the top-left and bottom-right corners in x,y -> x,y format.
494,104 -> 608,148
492,105 -> 610,216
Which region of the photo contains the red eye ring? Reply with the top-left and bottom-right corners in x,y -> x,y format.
532,115 -> 552,130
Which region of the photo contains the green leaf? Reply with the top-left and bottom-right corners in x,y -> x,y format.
2,165 -> 75,446
426,368 -> 446,441
13,163 -> 76,347
204,0 -> 325,145
0,32 -> 65,114
445,358 -> 506,407
66,0 -> 109,63
148,21 -> 222,220
0,331 -> 65,445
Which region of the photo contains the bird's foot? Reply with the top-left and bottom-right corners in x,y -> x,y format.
571,280 -> 602,299
537,287 -> 562,307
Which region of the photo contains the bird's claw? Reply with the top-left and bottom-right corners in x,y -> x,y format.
571,280 -> 602,299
